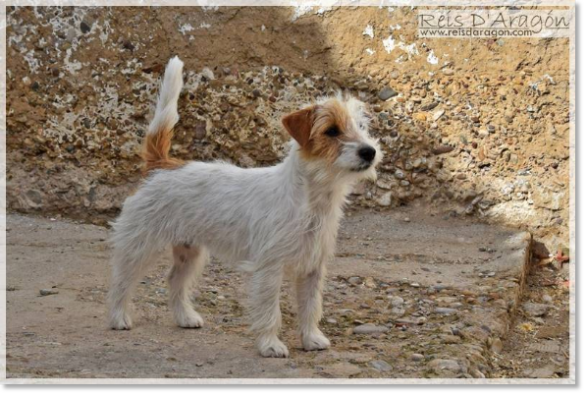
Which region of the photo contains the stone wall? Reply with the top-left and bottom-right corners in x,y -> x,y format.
6,6 -> 570,252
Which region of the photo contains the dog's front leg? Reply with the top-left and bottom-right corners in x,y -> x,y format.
249,263 -> 289,358
296,263 -> 331,351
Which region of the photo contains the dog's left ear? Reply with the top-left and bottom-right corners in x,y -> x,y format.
282,106 -> 315,147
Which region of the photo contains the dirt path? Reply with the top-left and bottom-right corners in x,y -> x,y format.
5,208 -> 568,380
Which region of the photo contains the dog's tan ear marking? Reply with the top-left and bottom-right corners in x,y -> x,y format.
282,106 -> 315,147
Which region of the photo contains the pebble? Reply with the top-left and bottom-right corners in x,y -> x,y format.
390,307 -> 405,317
490,337 -> 503,353
523,302 -> 550,317
348,276 -> 362,285
470,368 -> 486,378
420,101 -> 439,111
80,21 -> 91,34
377,192 -> 392,207
427,359 -> 462,374
39,289 -> 59,296
389,296 -> 404,307
433,109 -> 445,121
378,87 -> 398,101
431,145 -> 454,155
542,294 -> 553,303
370,360 -> 392,372
352,324 -> 390,335
434,307 -> 458,315
441,335 -> 461,344
411,353 -> 425,362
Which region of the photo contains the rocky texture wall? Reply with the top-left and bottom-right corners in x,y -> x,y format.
6,6 -> 570,253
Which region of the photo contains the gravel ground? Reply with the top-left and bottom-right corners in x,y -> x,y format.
5,207 -> 569,380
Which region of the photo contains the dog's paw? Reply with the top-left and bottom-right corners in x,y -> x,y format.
257,336 -> 290,358
176,309 -> 204,328
302,330 -> 331,351
109,312 -> 133,330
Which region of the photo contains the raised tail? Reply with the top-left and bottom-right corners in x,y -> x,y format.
142,56 -> 185,173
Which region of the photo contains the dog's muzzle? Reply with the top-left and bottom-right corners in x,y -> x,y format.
353,145 -> 377,171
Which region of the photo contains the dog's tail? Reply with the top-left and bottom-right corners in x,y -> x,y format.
142,56 -> 185,173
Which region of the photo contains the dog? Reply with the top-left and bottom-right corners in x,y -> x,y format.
108,56 -> 382,358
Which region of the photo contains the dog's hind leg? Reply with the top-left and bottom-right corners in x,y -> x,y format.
108,242 -> 158,330
169,244 -> 207,328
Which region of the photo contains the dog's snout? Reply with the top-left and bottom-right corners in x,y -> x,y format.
358,146 -> 376,162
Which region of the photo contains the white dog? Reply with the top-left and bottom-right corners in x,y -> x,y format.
108,56 -> 382,358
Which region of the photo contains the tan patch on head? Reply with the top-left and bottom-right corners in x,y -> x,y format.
300,99 -> 361,164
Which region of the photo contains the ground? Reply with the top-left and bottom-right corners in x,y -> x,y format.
5,207 -> 570,380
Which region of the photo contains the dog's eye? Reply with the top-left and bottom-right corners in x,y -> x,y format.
325,126 -> 341,137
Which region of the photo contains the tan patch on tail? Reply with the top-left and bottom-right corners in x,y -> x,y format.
141,126 -> 184,174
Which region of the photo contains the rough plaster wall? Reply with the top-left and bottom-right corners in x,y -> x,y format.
6,6 -> 570,252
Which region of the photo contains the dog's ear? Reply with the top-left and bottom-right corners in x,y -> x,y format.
282,106 -> 315,147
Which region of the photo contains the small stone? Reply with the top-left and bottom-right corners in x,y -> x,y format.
377,192 -> 392,207
378,87 -> 398,101
542,294 -> 553,303
326,318 -> 338,324
427,359 -> 462,375
390,307 -> 405,317
39,289 -> 59,296
370,360 -> 392,372
410,282 -> 420,288
389,296 -> 404,307
433,109 -> 445,121
411,353 -> 424,362
432,145 -> 454,155
523,302 -> 550,317
491,338 -> 503,353
403,217 -> 411,223
434,307 -> 458,315
348,276 -> 362,285
442,68 -> 454,76
122,40 -> 135,51
352,324 -> 389,334
420,101 -> 439,111
80,21 -> 91,33
441,335 -> 461,344
394,169 -> 405,179
194,122 -> 207,140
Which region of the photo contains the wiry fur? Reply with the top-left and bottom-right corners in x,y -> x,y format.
108,57 -> 382,358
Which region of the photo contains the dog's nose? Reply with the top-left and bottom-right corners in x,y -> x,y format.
358,146 -> 376,162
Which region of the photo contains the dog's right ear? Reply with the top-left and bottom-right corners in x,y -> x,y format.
282,106 -> 315,147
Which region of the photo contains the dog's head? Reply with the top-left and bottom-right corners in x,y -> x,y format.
282,94 -> 382,180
